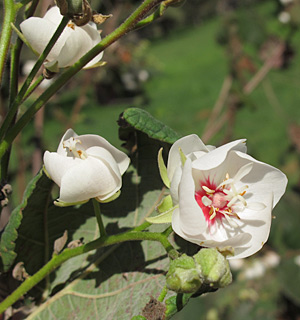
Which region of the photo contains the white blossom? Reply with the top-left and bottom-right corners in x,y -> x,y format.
20,6 -> 103,70
168,135 -> 287,259
43,129 -> 130,206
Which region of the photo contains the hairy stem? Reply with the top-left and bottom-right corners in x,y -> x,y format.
92,199 -> 107,237
0,0 -> 163,160
0,17 -> 69,144
157,285 -> 168,302
0,0 -> 16,84
0,225 -> 176,313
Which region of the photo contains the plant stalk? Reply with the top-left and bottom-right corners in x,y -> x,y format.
0,0 -> 163,160
0,226 -> 175,313
92,199 -> 107,237
0,0 -> 16,84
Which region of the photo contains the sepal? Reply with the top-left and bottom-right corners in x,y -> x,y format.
158,148 -> 170,188
96,190 -> 121,203
54,199 -> 89,207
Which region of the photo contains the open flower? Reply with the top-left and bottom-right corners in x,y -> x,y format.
167,135 -> 287,259
20,6 -> 103,70
43,129 -> 130,206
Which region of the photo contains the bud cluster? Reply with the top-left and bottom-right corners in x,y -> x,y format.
166,248 -> 232,294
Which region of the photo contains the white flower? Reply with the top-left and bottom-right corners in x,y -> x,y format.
278,11 -> 291,24
43,129 -> 130,206
279,0 -> 293,5
168,135 -> 287,259
20,6 -> 103,70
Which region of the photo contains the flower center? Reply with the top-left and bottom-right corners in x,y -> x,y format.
195,174 -> 248,228
63,137 -> 87,160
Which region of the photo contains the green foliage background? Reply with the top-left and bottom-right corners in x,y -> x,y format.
2,0 -> 300,318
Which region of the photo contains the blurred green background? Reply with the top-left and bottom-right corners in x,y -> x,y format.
2,0 -> 300,318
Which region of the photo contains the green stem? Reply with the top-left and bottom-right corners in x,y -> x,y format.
0,16 -> 69,143
0,0 -> 16,84
92,199 -> 107,237
157,285 -> 168,302
0,34 -> 23,180
22,75 -> 44,102
134,1 -> 167,30
0,225 -> 175,313
0,0 -> 163,160
0,0 -> 40,179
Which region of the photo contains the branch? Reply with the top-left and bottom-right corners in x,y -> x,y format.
0,224 -> 176,313
0,0 -> 16,84
0,0 -> 163,160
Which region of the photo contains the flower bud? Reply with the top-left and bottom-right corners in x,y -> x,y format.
166,254 -> 202,293
193,248 -> 232,288
55,0 -> 88,16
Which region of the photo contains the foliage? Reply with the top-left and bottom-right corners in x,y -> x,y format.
0,0 -> 300,319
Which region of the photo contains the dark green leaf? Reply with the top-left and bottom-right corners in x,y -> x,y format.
165,293 -> 193,319
0,170 -> 53,272
12,126 -> 195,319
121,107 -> 181,144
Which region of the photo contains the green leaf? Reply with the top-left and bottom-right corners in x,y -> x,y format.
13,125 -> 194,319
165,293 -> 193,319
0,170 -> 53,272
121,107 -> 181,144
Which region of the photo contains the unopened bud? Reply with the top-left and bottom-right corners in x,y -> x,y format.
193,248 -> 232,288
55,0 -> 92,26
166,254 -> 202,293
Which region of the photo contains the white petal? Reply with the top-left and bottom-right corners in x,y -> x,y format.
86,146 -> 121,178
169,166 -> 182,204
57,129 -> 78,155
80,22 -> 100,43
167,134 -> 209,182
77,134 -> 130,175
232,192 -> 273,259
197,233 -> 252,250
247,202 -> 266,210
43,6 -> 62,24
80,23 -> 103,68
228,151 -> 288,207
172,158 -> 206,236
59,157 -> 121,203
20,18 -> 67,61
57,27 -> 93,67
192,139 -> 247,172
43,151 -> 81,186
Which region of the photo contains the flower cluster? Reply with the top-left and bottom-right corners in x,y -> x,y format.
44,129 -> 130,206
20,6 -> 103,70
157,135 -> 287,259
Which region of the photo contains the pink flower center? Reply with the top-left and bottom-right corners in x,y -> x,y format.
195,177 -> 245,227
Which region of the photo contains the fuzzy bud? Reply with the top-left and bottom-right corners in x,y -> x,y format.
193,248 -> 232,288
166,254 -> 203,293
